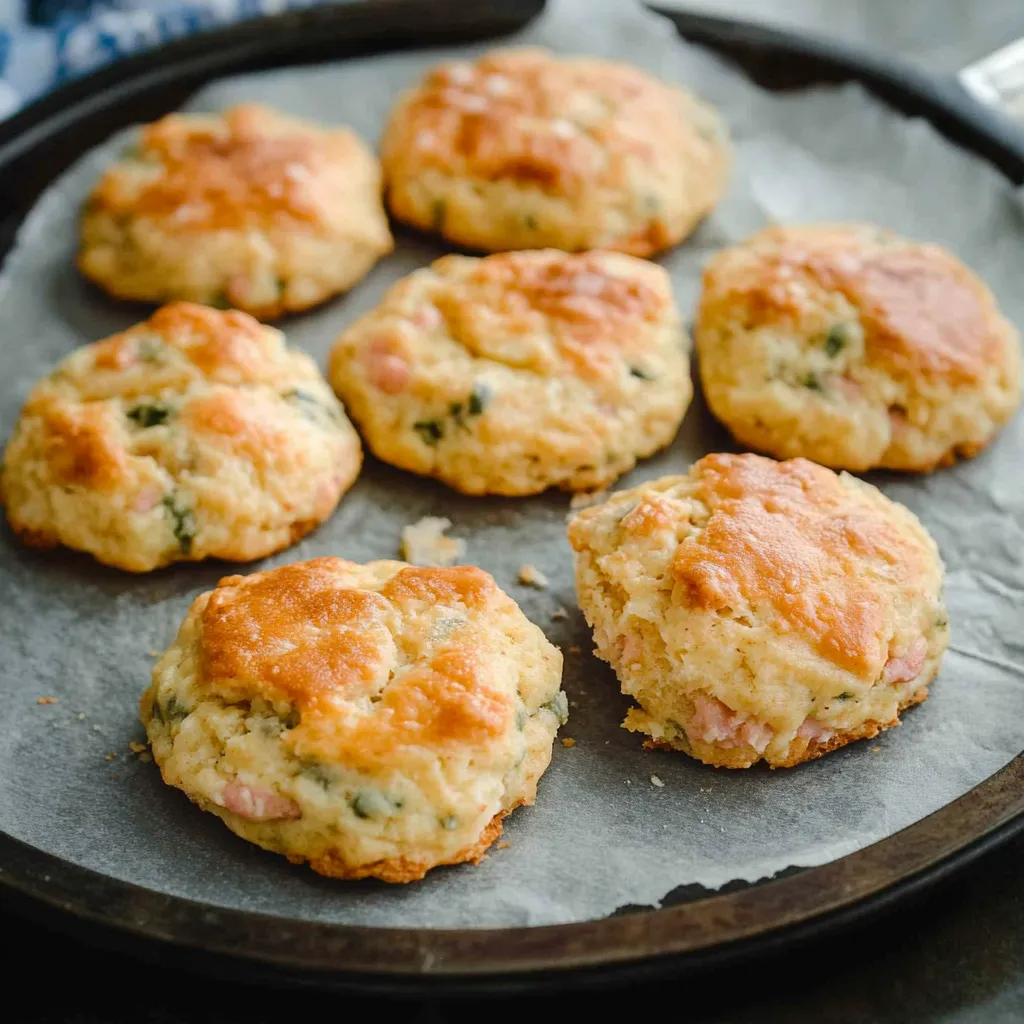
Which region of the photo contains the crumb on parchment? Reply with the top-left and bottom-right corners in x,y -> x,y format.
399,516 -> 466,567
149,649 -> 160,658
562,738 -> 576,748
568,645 -> 581,655
128,740 -> 148,755
551,606 -> 569,620
105,753 -> 117,761
517,563 -> 549,589
650,775 -> 665,788
497,841 -> 510,850
36,696 -> 57,705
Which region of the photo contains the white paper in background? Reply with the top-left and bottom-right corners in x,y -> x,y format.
0,0 -> 1022,929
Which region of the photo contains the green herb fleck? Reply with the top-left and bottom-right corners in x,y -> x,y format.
430,198 -> 446,232
300,761 -> 333,790
935,616 -> 949,629
542,690 -> 569,726
629,366 -> 655,381
151,694 -> 189,725
523,213 -> 538,230
802,372 -> 824,392
441,814 -> 459,830
136,339 -> 163,363
282,708 -> 300,730
643,194 -> 661,212
162,494 -> 196,555
835,692 -> 854,702
207,292 -> 232,310
351,789 -> 399,820
413,419 -> 444,446
126,403 -> 170,428
283,387 -> 341,424
824,324 -> 850,358
468,381 -> 491,416
515,707 -> 527,731
449,401 -> 467,431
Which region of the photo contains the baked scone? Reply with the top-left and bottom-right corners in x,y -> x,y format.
329,249 -> 691,495
79,103 -> 393,319
141,557 -> 567,881
567,453 -> 948,769
696,223 -> 1022,471
381,47 -> 729,255
1,303 -> 361,572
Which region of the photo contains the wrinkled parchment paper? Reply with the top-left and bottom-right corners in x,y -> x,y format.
1,0 -> 1022,929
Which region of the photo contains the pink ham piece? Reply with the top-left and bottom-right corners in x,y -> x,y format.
221,781 -> 301,822
797,718 -> 835,744
410,304 -> 442,330
686,693 -> 773,753
131,487 -> 163,513
883,637 -> 928,684
363,339 -> 411,394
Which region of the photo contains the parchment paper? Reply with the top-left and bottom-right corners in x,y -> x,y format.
1,0 -> 1022,929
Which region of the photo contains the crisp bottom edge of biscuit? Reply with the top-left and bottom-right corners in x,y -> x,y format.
294,803 -> 524,883
76,255 -> 388,322
721,416 -> 996,475
4,504 -> 343,573
640,676 -> 935,770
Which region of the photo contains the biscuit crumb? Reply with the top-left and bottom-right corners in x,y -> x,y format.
400,516 -> 466,567
561,737 -> 576,748
517,563 -> 549,589
128,740 -> 148,755
91,724 -> 104,732
149,649 -> 160,658
650,775 -> 665,788
139,752 -> 153,763
872,746 -> 881,752
497,841 -> 510,850
36,696 -> 57,705
77,712 -> 86,721
568,645 -> 581,655
551,606 -> 569,620
105,753 -> 117,761
570,489 -> 607,510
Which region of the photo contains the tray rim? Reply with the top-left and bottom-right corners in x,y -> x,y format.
1,0 -> 1023,991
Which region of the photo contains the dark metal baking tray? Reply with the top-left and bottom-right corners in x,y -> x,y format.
1,0 -> 1022,994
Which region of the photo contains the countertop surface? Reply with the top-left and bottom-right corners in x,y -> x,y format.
6,2 -> 1024,1021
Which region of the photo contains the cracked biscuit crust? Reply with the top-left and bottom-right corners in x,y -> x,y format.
567,453 -> 948,768
79,104 -> 393,318
381,47 -> 729,255
141,558 -> 567,881
1,303 -> 361,571
328,249 -> 691,495
696,223 -> 1021,471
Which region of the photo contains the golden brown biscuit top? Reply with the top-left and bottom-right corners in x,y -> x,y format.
89,104 -> 368,231
384,47 -> 720,194
702,224 -> 1007,383
197,558 -> 515,767
669,454 -> 928,676
18,304 -> 342,493
60,303 -> 296,397
426,250 -> 674,378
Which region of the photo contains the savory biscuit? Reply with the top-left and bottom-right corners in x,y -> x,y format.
1,303 -> 361,571
79,103 -> 393,318
141,557 -> 567,881
329,249 -> 691,495
696,223 -> 1022,471
568,453 -> 948,768
381,47 -> 729,255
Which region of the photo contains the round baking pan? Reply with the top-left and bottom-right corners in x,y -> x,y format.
1,0 -> 1022,994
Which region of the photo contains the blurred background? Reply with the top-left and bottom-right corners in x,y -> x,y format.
3,0 -> 1024,118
